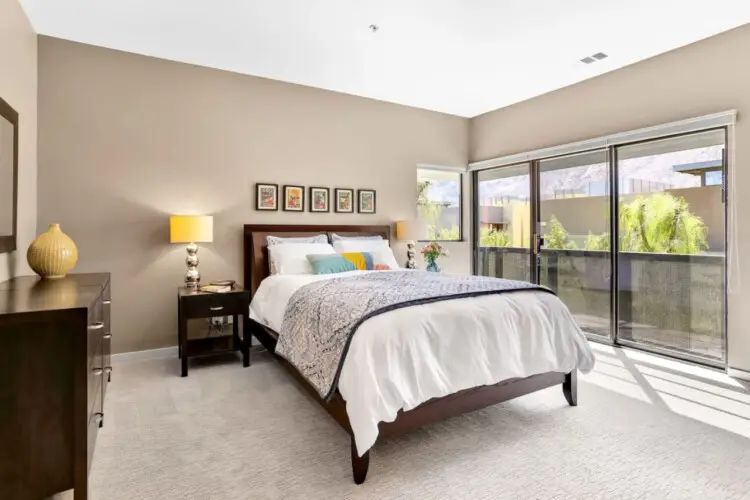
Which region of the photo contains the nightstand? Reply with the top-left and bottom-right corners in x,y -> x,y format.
177,285 -> 251,377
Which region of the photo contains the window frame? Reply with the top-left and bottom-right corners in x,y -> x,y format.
416,165 -> 464,242
470,125 -> 729,369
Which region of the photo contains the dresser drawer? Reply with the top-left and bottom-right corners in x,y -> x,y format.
87,293 -> 104,368
88,340 -> 103,416
88,292 -> 103,323
102,280 -> 111,303
182,292 -> 246,319
87,383 -> 103,473
102,286 -> 112,392
102,331 -> 111,401
87,320 -> 104,368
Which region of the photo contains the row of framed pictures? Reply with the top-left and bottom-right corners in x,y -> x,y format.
255,183 -> 376,214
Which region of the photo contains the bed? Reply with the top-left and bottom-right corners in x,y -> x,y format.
243,223 -> 595,484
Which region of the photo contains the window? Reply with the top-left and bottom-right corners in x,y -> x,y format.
472,124 -> 728,365
705,170 -> 723,186
417,167 -> 462,241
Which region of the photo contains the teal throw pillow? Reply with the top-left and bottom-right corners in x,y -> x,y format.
307,254 -> 357,275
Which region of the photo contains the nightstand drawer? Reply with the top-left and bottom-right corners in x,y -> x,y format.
182,292 -> 247,319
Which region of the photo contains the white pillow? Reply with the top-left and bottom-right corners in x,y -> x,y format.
330,233 -> 383,241
333,239 -> 390,253
371,249 -> 401,270
333,239 -> 400,269
268,243 -> 335,275
267,234 -> 327,246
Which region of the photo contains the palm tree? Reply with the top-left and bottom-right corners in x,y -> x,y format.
546,216 -> 578,250
479,227 -> 511,247
584,192 -> 708,254
619,192 -> 708,253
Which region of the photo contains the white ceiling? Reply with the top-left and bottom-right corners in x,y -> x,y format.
19,0 -> 750,117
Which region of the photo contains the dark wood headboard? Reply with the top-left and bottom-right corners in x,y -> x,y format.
243,224 -> 392,295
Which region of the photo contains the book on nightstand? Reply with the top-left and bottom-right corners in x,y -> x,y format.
200,284 -> 232,293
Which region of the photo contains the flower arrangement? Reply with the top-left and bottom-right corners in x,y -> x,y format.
421,241 -> 448,272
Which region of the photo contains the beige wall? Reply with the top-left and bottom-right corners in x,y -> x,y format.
37,37 -> 469,354
0,0 -> 37,282
471,24 -> 750,373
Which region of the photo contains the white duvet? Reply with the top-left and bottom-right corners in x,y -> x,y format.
249,271 -> 595,456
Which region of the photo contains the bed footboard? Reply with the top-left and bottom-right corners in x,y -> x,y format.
349,371 -> 576,484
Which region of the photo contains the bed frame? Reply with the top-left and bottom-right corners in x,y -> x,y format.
243,223 -> 577,484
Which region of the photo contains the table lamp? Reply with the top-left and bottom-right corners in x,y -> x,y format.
396,220 -> 427,269
170,215 -> 213,289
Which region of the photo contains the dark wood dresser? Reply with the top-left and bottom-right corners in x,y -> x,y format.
0,273 -> 111,500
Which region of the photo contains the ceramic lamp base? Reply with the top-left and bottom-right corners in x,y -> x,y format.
405,241 -> 416,269
185,242 -> 201,289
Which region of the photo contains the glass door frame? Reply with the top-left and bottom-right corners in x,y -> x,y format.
535,147 -> 613,341
472,126 -> 729,369
608,127 -> 729,368
472,161 -> 537,283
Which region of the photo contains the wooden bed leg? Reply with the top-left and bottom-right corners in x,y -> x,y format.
351,437 -> 370,485
563,370 -> 578,407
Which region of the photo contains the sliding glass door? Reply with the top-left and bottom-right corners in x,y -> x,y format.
538,150 -> 612,338
615,129 -> 726,362
473,128 -> 727,365
476,163 -> 532,281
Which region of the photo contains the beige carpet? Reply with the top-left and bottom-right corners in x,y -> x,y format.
81,344 -> 750,500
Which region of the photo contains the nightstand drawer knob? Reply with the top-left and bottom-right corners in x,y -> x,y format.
104,366 -> 113,374
92,368 -> 104,376
209,306 -> 224,311
88,322 -> 104,330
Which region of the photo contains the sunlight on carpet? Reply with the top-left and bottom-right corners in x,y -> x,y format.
585,342 -> 750,439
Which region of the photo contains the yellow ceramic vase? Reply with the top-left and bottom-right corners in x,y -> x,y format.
27,224 -> 79,279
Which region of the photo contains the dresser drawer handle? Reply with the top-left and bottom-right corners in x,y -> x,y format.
92,368 -> 104,376
88,322 -> 105,330
209,306 -> 224,311
104,366 -> 113,374
103,300 -> 111,305
103,334 -> 112,340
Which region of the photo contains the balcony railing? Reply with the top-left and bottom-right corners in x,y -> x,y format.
477,247 -> 725,361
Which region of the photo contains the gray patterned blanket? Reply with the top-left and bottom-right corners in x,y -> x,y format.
275,271 -> 551,400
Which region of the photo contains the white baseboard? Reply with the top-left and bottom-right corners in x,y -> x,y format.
727,367 -> 750,382
112,346 -> 178,364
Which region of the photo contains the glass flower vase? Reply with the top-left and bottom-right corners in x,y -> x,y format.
425,258 -> 441,273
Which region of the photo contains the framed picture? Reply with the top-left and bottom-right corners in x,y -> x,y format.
283,185 -> 305,212
309,187 -> 330,213
357,189 -> 376,214
334,188 -> 354,213
255,183 -> 278,211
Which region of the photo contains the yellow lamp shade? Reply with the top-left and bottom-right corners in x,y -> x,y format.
396,220 -> 428,241
169,215 -> 213,243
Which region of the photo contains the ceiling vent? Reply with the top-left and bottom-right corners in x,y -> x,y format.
581,52 -> 608,64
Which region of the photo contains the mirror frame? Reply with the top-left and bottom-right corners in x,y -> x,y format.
0,96 -> 18,254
